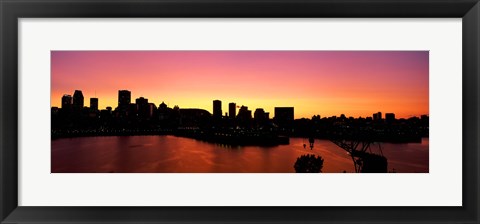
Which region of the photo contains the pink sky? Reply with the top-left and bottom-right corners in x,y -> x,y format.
51,51 -> 429,119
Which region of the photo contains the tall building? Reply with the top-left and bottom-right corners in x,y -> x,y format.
254,108 -> 266,120
148,103 -> 157,117
61,94 -> 72,110
229,102 -> 236,119
237,105 -> 252,127
72,90 -> 84,110
274,107 -> 294,129
213,100 -> 222,119
254,108 -> 268,126
118,90 -> 131,110
136,97 -> 150,118
90,98 -> 98,111
237,106 -> 252,118
385,113 -> 396,123
373,112 -> 382,121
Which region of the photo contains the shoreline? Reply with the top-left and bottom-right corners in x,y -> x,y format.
52,129 -> 426,145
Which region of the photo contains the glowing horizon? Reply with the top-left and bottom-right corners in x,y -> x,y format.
51,51 -> 429,119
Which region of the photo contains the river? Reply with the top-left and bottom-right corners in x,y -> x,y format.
51,136 -> 428,173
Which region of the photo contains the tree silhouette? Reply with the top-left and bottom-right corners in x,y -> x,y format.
294,154 -> 324,173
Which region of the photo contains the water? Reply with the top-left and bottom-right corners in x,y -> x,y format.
51,136 -> 428,173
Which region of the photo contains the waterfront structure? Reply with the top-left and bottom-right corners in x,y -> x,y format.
179,108 -> 212,127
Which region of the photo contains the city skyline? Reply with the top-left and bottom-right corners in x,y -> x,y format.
54,88 -> 421,120
51,51 -> 429,119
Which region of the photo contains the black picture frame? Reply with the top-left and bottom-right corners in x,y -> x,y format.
1,0 -> 479,223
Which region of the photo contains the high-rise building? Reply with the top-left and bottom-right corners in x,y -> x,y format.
72,90 -> 84,110
136,97 -> 150,118
237,105 -> 252,127
90,98 -> 98,111
118,90 -> 131,110
61,94 -> 72,110
213,100 -> 222,119
229,102 -> 236,119
385,113 -> 396,123
237,106 -> 251,117
254,108 -> 268,126
254,108 -> 266,120
373,112 -> 382,121
274,107 -> 294,129
148,103 -> 157,117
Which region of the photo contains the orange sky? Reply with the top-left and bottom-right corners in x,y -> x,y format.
51,51 -> 429,119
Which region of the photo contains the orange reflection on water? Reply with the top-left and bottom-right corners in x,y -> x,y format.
51,136 -> 428,173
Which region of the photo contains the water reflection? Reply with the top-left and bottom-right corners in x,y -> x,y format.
51,136 -> 428,173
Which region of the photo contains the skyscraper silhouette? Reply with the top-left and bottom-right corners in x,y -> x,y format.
90,98 -> 98,111
254,108 -> 266,120
385,113 -> 396,123
373,112 -> 382,121
136,97 -> 149,118
229,102 -> 236,119
274,107 -> 294,129
72,90 -> 84,110
213,100 -> 222,119
118,90 -> 131,110
61,94 -> 72,110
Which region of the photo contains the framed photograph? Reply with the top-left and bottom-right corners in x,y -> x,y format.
1,0 -> 479,223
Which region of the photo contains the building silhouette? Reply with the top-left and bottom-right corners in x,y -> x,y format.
254,108 -> 265,120
236,105 -> 252,127
237,106 -> 252,118
255,108 -> 268,121
136,97 -> 150,118
213,100 -> 222,119
72,90 -> 84,110
274,107 -> 294,129
148,103 -> 157,118
373,112 -> 382,121
61,94 -> 72,110
229,102 -> 236,119
254,108 -> 269,127
51,88 -> 429,148
385,113 -> 396,123
90,98 -> 98,111
179,108 -> 211,128
158,102 -> 169,121
118,90 -> 131,110
159,101 -> 167,110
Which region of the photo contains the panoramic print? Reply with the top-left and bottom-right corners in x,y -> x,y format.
51,51 -> 429,173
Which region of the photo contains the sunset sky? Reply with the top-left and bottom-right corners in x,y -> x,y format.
51,51 -> 429,119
